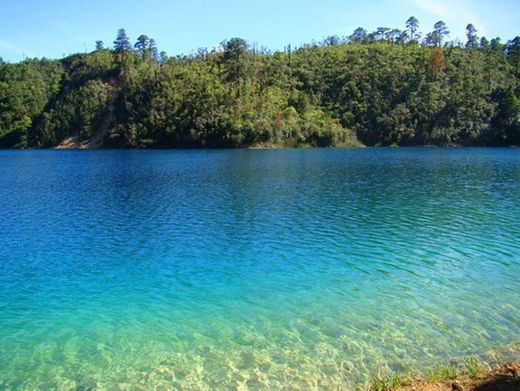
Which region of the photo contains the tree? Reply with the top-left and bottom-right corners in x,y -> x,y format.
374,27 -> 391,41
506,36 -> 520,76
223,37 -> 248,59
406,16 -> 419,42
222,38 -> 249,82
395,30 -> 409,45
423,32 -> 436,47
388,29 -> 404,43
427,47 -> 444,76
349,27 -> 368,43
159,51 -> 168,64
433,21 -> 449,47
0,25 -> 518,149
490,37 -> 503,51
149,39 -> 158,61
95,40 -> 104,50
113,28 -> 131,53
506,36 -> 520,56
134,34 -> 150,59
492,87 -> 520,145
323,35 -> 340,46
465,24 -> 478,49
480,37 -> 489,49
0,56 -> 4,65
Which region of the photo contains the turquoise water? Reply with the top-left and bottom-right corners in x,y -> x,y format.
0,148 -> 519,390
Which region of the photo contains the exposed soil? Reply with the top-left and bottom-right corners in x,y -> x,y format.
55,135 -> 80,149
393,363 -> 519,391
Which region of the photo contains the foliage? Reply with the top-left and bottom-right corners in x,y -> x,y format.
426,365 -> 458,382
464,358 -> 483,379
369,371 -> 412,391
0,20 -> 519,148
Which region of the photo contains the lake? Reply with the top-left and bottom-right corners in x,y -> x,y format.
0,148 -> 518,390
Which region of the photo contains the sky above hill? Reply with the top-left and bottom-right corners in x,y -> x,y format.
0,0 -> 518,62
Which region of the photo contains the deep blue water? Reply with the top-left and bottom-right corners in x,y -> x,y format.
0,148 -> 519,390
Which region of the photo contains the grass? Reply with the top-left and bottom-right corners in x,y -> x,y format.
464,357 -> 483,379
353,360 -> 518,391
368,371 -> 412,391
425,365 -> 458,382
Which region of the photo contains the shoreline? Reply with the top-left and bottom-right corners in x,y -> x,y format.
361,361 -> 519,391
1,144 -> 520,151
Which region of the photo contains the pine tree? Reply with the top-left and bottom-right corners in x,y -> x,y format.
465,24 -> 478,49
114,28 -> 132,53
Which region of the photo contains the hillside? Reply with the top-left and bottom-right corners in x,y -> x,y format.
0,27 -> 519,148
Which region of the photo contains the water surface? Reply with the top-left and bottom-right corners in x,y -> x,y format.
0,148 -> 519,390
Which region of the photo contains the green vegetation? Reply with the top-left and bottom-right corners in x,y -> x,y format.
464,358 -> 484,379
368,371 -> 412,391
1,19 -> 519,148
355,360 -> 518,391
426,364 -> 458,382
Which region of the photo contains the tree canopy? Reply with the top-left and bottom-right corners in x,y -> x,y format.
0,19 -> 519,148
113,28 -> 132,53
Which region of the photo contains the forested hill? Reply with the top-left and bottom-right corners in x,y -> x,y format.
1,21 -> 519,148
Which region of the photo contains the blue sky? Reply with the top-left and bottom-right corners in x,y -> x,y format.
0,0 -> 518,62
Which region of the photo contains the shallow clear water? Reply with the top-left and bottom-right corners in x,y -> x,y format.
0,148 -> 519,390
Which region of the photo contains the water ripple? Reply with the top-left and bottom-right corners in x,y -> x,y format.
0,148 -> 519,390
